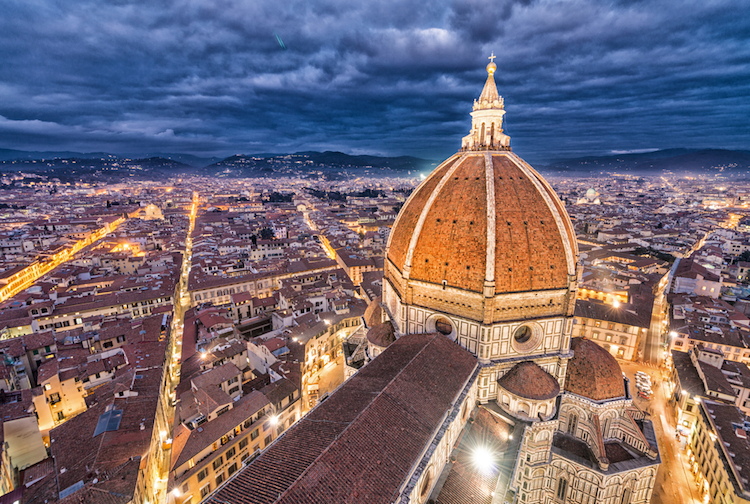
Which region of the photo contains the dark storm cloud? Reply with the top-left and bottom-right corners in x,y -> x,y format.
0,0 -> 748,164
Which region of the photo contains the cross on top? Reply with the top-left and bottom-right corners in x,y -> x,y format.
488,52 -> 496,63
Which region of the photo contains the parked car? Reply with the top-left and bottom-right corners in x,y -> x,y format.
638,390 -> 652,400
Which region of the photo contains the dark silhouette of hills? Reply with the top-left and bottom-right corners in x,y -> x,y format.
0,148 -> 116,161
207,151 -> 437,177
3,147 -> 750,180
541,148 -> 750,175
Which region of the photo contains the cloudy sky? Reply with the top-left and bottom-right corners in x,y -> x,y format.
1,0 -> 749,164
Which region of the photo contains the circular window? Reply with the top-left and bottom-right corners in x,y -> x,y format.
510,323 -> 542,353
514,325 -> 532,343
419,468 -> 433,502
435,318 -> 453,335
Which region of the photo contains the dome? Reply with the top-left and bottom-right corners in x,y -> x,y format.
386,151 -> 577,296
565,337 -> 625,401
497,361 -> 560,400
367,321 -> 396,349
364,296 -> 382,327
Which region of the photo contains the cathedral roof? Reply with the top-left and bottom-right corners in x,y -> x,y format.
386,151 -> 577,296
208,332 -> 478,504
363,296 -> 382,328
565,338 -> 625,401
366,321 -> 396,348
497,361 -> 560,400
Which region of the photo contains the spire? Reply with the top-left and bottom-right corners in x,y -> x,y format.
461,54 -> 511,151
476,53 -> 501,108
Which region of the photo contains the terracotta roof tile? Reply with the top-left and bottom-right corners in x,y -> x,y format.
210,333 -> 477,504
387,152 -> 574,295
497,361 -> 560,400
366,321 -> 396,348
565,338 -> 625,401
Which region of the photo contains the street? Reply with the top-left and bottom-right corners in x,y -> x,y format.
301,355 -> 345,413
618,361 -> 702,504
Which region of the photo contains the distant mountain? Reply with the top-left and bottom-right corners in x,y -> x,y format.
0,148 -> 116,161
541,148 -> 750,175
207,151 -> 437,178
0,149 -> 437,182
0,156 -> 194,183
135,153 -> 223,167
6,147 -> 748,181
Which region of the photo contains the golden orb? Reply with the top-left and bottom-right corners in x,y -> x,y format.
486,62 -> 497,74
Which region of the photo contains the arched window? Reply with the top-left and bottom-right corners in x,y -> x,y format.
556,478 -> 568,501
568,414 -> 578,436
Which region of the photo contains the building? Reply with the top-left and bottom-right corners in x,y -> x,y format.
688,400 -> 750,503
672,257 -> 722,298
572,299 -> 650,360
670,346 -> 750,435
207,59 -> 660,504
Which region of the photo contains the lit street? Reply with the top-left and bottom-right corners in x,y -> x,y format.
618,361 -> 701,504
144,192 -> 198,504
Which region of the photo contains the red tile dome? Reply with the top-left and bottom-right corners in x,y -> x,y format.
385,151 -> 577,296
367,321 -> 396,348
364,296 -> 382,328
565,338 -> 625,401
497,361 -> 560,400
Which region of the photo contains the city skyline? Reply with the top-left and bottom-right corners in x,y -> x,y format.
2,0 -> 749,165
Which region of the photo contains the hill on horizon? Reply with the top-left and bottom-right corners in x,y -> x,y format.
2,147 -> 750,180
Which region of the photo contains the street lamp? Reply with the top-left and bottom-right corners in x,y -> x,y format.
612,299 -> 620,308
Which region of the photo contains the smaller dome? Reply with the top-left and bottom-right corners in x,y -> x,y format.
364,296 -> 382,328
497,361 -> 560,400
566,338 -> 625,401
367,321 -> 396,348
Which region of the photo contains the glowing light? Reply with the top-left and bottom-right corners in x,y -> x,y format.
694,396 -> 701,403
200,350 -> 207,359
612,299 -> 620,308
270,415 -> 279,426
472,447 -> 496,474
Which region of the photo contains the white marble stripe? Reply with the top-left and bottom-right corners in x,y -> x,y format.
484,152 -> 496,290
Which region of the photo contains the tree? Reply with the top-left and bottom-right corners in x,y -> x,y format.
259,227 -> 275,240
739,250 -> 750,263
